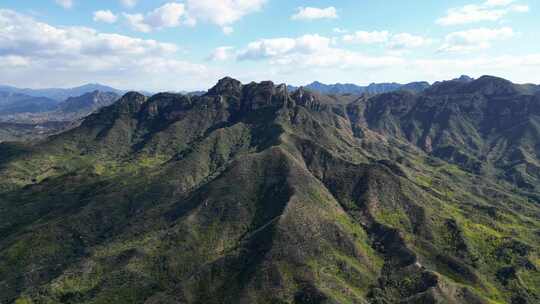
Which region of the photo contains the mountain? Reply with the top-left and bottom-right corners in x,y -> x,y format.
0,83 -> 125,102
0,76 -> 539,304
0,91 -> 120,142
58,90 -> 120,116
453,75 -> 475,83
289,80 -> 431,95
0,92 -> 59,114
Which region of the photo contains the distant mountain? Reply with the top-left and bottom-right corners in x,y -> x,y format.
0,92 -> 59,114
453,75 -> 475,83
0,91 -> 120,142
289,80 -> 431,95
58,90 -> 120,115
0,83 -> 125,101
0,90 -> 120,122
1,75 -> 539,304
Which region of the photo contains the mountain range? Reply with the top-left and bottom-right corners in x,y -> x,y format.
0,83 -> 125,102
0,92 -> 59,115
0,75 -> 539,304
0,91 -> 120,142
288,80 -> 431,95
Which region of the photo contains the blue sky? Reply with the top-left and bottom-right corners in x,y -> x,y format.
0,0 -> 538,91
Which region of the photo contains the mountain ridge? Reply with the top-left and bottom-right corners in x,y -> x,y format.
0,83 -> 125,102
0,75 -> 538,304
288,80 -> 431,95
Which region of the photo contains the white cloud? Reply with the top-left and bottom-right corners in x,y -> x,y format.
124,2 -> 186,33
123,1 -> 265,34
439,27 -> 514,52
146,2 -> 185,27
120,0 -> 137,8
342,31 -> 429,50
0,55 -> 30,67
184,0 -> 266,33
437,5 -> 506,25
237,34 -> 403,69
123,13 -> 151,32
511,4 -> 529,12
124,3 -> 186,32
238,35 -> 332,61
437,0 -> 528,26
291,7 -> 338,20
209,46 -> 234,61
484,0 -> 514,6
343,31 -> 389,44
93,10 -> 118,24
55,0 -> 73,9
239,38 -> 298,60
388,33 -> 431,50
0,10 -> 178,58
0,9 -> 213,91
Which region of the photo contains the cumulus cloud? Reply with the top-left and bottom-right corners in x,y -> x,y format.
0,10 -> 178,58
122,1 -> 265,33
291,7 -> 338,20
236,34 -> 403,69
93,10 -> 118,24
124,3 -> 186,32
120,0 -> 137,8
484,0 -> 515,6
122,14 -> 150,32
511,4 -> 529,12
343,31 -> 390,44
342,31 -> 430,50
0,9 -> 213,90
436,0 -> 528,26
184,0 -> 266,33
388,33 -> 431,50
238,35 -> 330,60
55,0 -> 73,9
439,27 -> 515,52
209,46 -> 235,61
146,3 -> 186,27
185,0 -> 266,25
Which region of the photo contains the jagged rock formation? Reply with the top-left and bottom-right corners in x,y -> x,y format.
0,76 -> 538,304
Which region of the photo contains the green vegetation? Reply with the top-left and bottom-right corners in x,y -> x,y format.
0,76 -> 539,303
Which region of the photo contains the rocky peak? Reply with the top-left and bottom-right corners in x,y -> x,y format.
454,75 -> 474,83
117,91 -> 147,113
240,80 -> 290,111
291,87 -> 322,109
207,77 -> 243,97
464,75 -> 518,96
